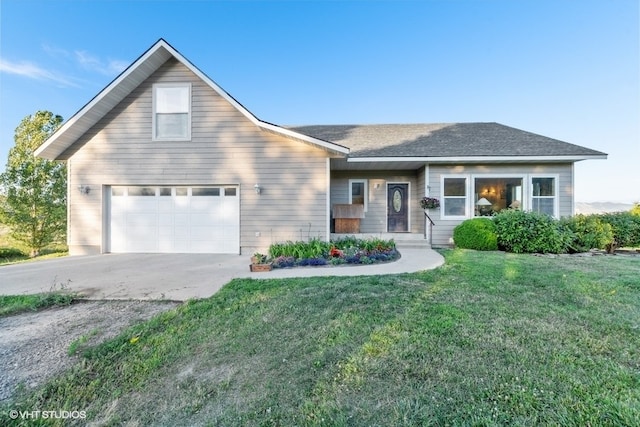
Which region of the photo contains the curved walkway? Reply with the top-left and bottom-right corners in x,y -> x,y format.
239,247 -> 444,280
0,248 -> 444,301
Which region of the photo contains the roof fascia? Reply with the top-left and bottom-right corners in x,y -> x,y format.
347,154 -> 608,163
259,122 -> 349,155
35,40 -> 174,159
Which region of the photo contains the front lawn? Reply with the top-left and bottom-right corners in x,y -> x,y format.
4,250 -> 639,426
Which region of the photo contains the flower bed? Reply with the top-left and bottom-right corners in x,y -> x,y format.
268,236 -> 399,269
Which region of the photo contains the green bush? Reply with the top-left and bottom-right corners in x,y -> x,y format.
268,238 -> 332,259
453,218 -> 498,251
599,211 -> 640,252
493,210 -> 572,254
560,214 -> 613,253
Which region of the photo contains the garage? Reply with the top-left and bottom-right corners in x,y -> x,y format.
110,186 -> 240,254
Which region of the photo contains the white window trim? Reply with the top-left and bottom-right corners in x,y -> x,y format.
152,83 -> 192,141
348,179 -> 368,212
439,172 -> 561,220
441,175 -> 470,220
529,174 -> 560,219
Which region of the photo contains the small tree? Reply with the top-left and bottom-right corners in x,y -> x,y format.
631,202 -> 640,216
0,111 -> 66,257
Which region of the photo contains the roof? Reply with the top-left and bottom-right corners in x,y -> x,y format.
288,123 -> 607,162
35,39 -> 348,160
35,39 -> 605,164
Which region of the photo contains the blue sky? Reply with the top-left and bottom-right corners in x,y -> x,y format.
0,0 -> 638,203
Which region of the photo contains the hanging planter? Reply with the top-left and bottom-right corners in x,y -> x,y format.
420,197 -> 441,210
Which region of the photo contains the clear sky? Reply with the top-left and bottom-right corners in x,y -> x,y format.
0,0 -> 638,203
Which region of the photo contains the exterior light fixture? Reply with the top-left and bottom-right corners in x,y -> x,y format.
254,184 -> 261,195
78,185 -> 91,195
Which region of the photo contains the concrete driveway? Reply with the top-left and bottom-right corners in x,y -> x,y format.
0,249 -> 444,301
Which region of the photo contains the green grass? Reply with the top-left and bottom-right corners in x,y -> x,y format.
0,246 -> 68,265
0,291 -> 76,317
0,225 -> 67,265
3,250 -> 639,426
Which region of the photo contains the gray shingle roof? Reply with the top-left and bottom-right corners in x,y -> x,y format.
288,122 -> 606,158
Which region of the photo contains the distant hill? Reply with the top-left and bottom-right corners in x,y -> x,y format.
575,202 -> 634,215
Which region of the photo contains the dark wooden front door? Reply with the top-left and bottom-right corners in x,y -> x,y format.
387,183 -> 409,232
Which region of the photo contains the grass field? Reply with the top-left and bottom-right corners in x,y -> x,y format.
0,225 -> 67,265
3,249 -> 639,426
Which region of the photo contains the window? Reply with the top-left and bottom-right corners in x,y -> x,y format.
192,187 -> 220,196
442,177 -> 467,218
153,84 -> 191,140
349,179 -> 368,212
129,187 -> 156,196
474,177 -> 523,216
531,177 -> 557,217
224,187 -> 237,196
112,187 -> 125,196
159,187 -> 172,196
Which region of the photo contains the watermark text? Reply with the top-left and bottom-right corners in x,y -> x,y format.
8,409 -> 86,420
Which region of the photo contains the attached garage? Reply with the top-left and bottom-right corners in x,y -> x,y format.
109,186 -> 240,254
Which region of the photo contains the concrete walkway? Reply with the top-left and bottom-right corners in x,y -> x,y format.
0,248 -> 444,301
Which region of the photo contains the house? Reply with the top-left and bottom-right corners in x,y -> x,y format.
35,39 -> 607,256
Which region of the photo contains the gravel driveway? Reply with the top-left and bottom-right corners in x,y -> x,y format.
0,300 -> 178,403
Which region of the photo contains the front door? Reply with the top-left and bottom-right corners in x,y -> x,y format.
387,183 -> 409,232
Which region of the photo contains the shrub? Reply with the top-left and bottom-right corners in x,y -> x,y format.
453,218 -> 498,251
493,210 -> 572,254
272,256 -> 295,268
560,214 -> 613,253
599,211 -> 640,252
268,238 -> 331,259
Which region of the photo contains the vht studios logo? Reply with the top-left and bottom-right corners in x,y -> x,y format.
8,409 -> 87,420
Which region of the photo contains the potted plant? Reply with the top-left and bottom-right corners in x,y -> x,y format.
420,197 -> 440,210
250,252 -> 272,272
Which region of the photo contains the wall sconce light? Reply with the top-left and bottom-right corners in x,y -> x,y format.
78,185 -> 91,195
254,184 -> 261,195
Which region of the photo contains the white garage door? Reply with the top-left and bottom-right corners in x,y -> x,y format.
110,186 -> 239,254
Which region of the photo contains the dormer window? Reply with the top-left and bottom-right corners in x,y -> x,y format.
153,83 -> 191,140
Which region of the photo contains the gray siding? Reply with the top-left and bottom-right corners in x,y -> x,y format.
66,58 -> 330,255
428,163 -> 574,247
330,170 -> 420,234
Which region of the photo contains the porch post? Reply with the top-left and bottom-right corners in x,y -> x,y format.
326,158 -> 331,241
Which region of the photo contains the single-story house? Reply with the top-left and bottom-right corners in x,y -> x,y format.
35,39 -> 607,256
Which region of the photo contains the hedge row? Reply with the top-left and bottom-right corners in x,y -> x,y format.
453,210 -> 640,254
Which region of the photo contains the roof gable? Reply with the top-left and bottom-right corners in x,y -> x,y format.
35,39 -> 348,159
